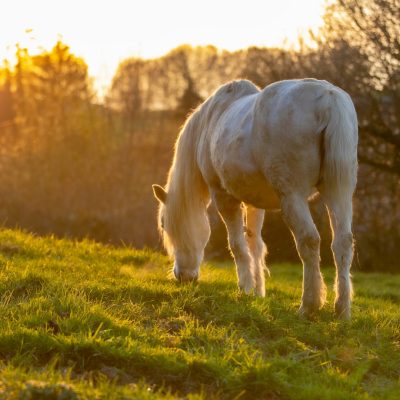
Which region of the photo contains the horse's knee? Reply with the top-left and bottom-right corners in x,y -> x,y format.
298,230 -> 320,256
229,240 -> 248,260
248,236 -> 266,256
332,232 -> 354,257
340,232 -> 354,248
229,239 -> 239,253
304,232 -> 320,250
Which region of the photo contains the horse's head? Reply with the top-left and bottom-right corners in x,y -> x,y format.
152,184 -> 204,283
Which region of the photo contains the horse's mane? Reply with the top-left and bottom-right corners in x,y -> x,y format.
159,80 -> 259,256
207,80 -> 260,118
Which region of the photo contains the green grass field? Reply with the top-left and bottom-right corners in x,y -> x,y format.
0,229 -> 399,399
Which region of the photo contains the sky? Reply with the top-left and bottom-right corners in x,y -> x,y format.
0,0 -> 326,96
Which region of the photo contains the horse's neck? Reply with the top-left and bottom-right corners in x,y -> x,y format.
164,117 -> 210,254
167,116 -> 208,211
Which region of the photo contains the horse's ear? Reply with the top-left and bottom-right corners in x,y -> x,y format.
152,184 -> 167,204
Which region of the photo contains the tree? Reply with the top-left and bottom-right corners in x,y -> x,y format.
319,0 -> 400,176
295,0 -> 400,270
239,46 -> 300,88
0,62 -> 14,124
106,58 -> 148,118
107,45 -> 223,115
12,41 -> 93,147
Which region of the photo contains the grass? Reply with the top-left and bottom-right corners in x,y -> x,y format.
0,229 -> 399,399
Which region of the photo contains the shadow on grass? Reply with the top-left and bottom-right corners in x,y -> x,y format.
0,330 -> 234,398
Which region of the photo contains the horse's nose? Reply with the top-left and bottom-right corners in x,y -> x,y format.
174,269 -> 198,283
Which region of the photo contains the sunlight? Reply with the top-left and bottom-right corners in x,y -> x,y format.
0,0 -> 326,94
0,1 -> 399,396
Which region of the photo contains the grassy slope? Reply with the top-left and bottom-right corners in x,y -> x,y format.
0,229 -> 399,399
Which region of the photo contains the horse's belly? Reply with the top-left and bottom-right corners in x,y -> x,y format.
220,165 -> 281,210
211,128 -> 281,209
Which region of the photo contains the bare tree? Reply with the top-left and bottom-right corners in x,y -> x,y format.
319,0 -> 400,176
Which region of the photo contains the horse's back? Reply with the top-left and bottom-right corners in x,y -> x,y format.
257,79 -> 335,137
200,79 -> 355,208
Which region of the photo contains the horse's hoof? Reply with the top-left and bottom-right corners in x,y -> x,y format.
255,286 -> 266,297
334,302 -> 351,320
297,305 -> 312,319
238,285 -> 253,295
238,276 -> 255,295
298,302 -> 320,319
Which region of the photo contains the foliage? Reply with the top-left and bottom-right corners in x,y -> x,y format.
300,0 -> 400,269
0,42 -> 179,249
317,0 -> 400,176
0,228 -> 399,399
0,13 -> 399,271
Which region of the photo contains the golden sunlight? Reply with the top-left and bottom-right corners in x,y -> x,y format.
1,0 -> 326,94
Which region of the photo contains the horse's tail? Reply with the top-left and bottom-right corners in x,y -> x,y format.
322,89 -> 358,197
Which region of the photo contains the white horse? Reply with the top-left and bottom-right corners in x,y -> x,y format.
153,79 -> 358,319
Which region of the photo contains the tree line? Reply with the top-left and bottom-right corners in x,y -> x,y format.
0,0 -> 398,270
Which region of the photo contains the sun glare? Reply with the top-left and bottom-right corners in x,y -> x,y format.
1,0 -> 326,94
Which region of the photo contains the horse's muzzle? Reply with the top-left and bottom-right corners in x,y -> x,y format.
174,268 -> 198,283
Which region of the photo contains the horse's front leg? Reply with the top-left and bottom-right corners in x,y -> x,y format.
212,191 -> 255,294
245,205 -> 268,297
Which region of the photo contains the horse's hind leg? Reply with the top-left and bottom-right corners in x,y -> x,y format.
281,194 -> 327,316
323,190 -> 354,320
212,190 -> 255,294
245,205 -> 268,297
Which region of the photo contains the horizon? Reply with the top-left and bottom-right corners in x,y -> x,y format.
1,0 -> 326,97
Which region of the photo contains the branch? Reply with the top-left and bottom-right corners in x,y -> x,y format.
359,154 -> 400,176
360,124 -> 400,147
